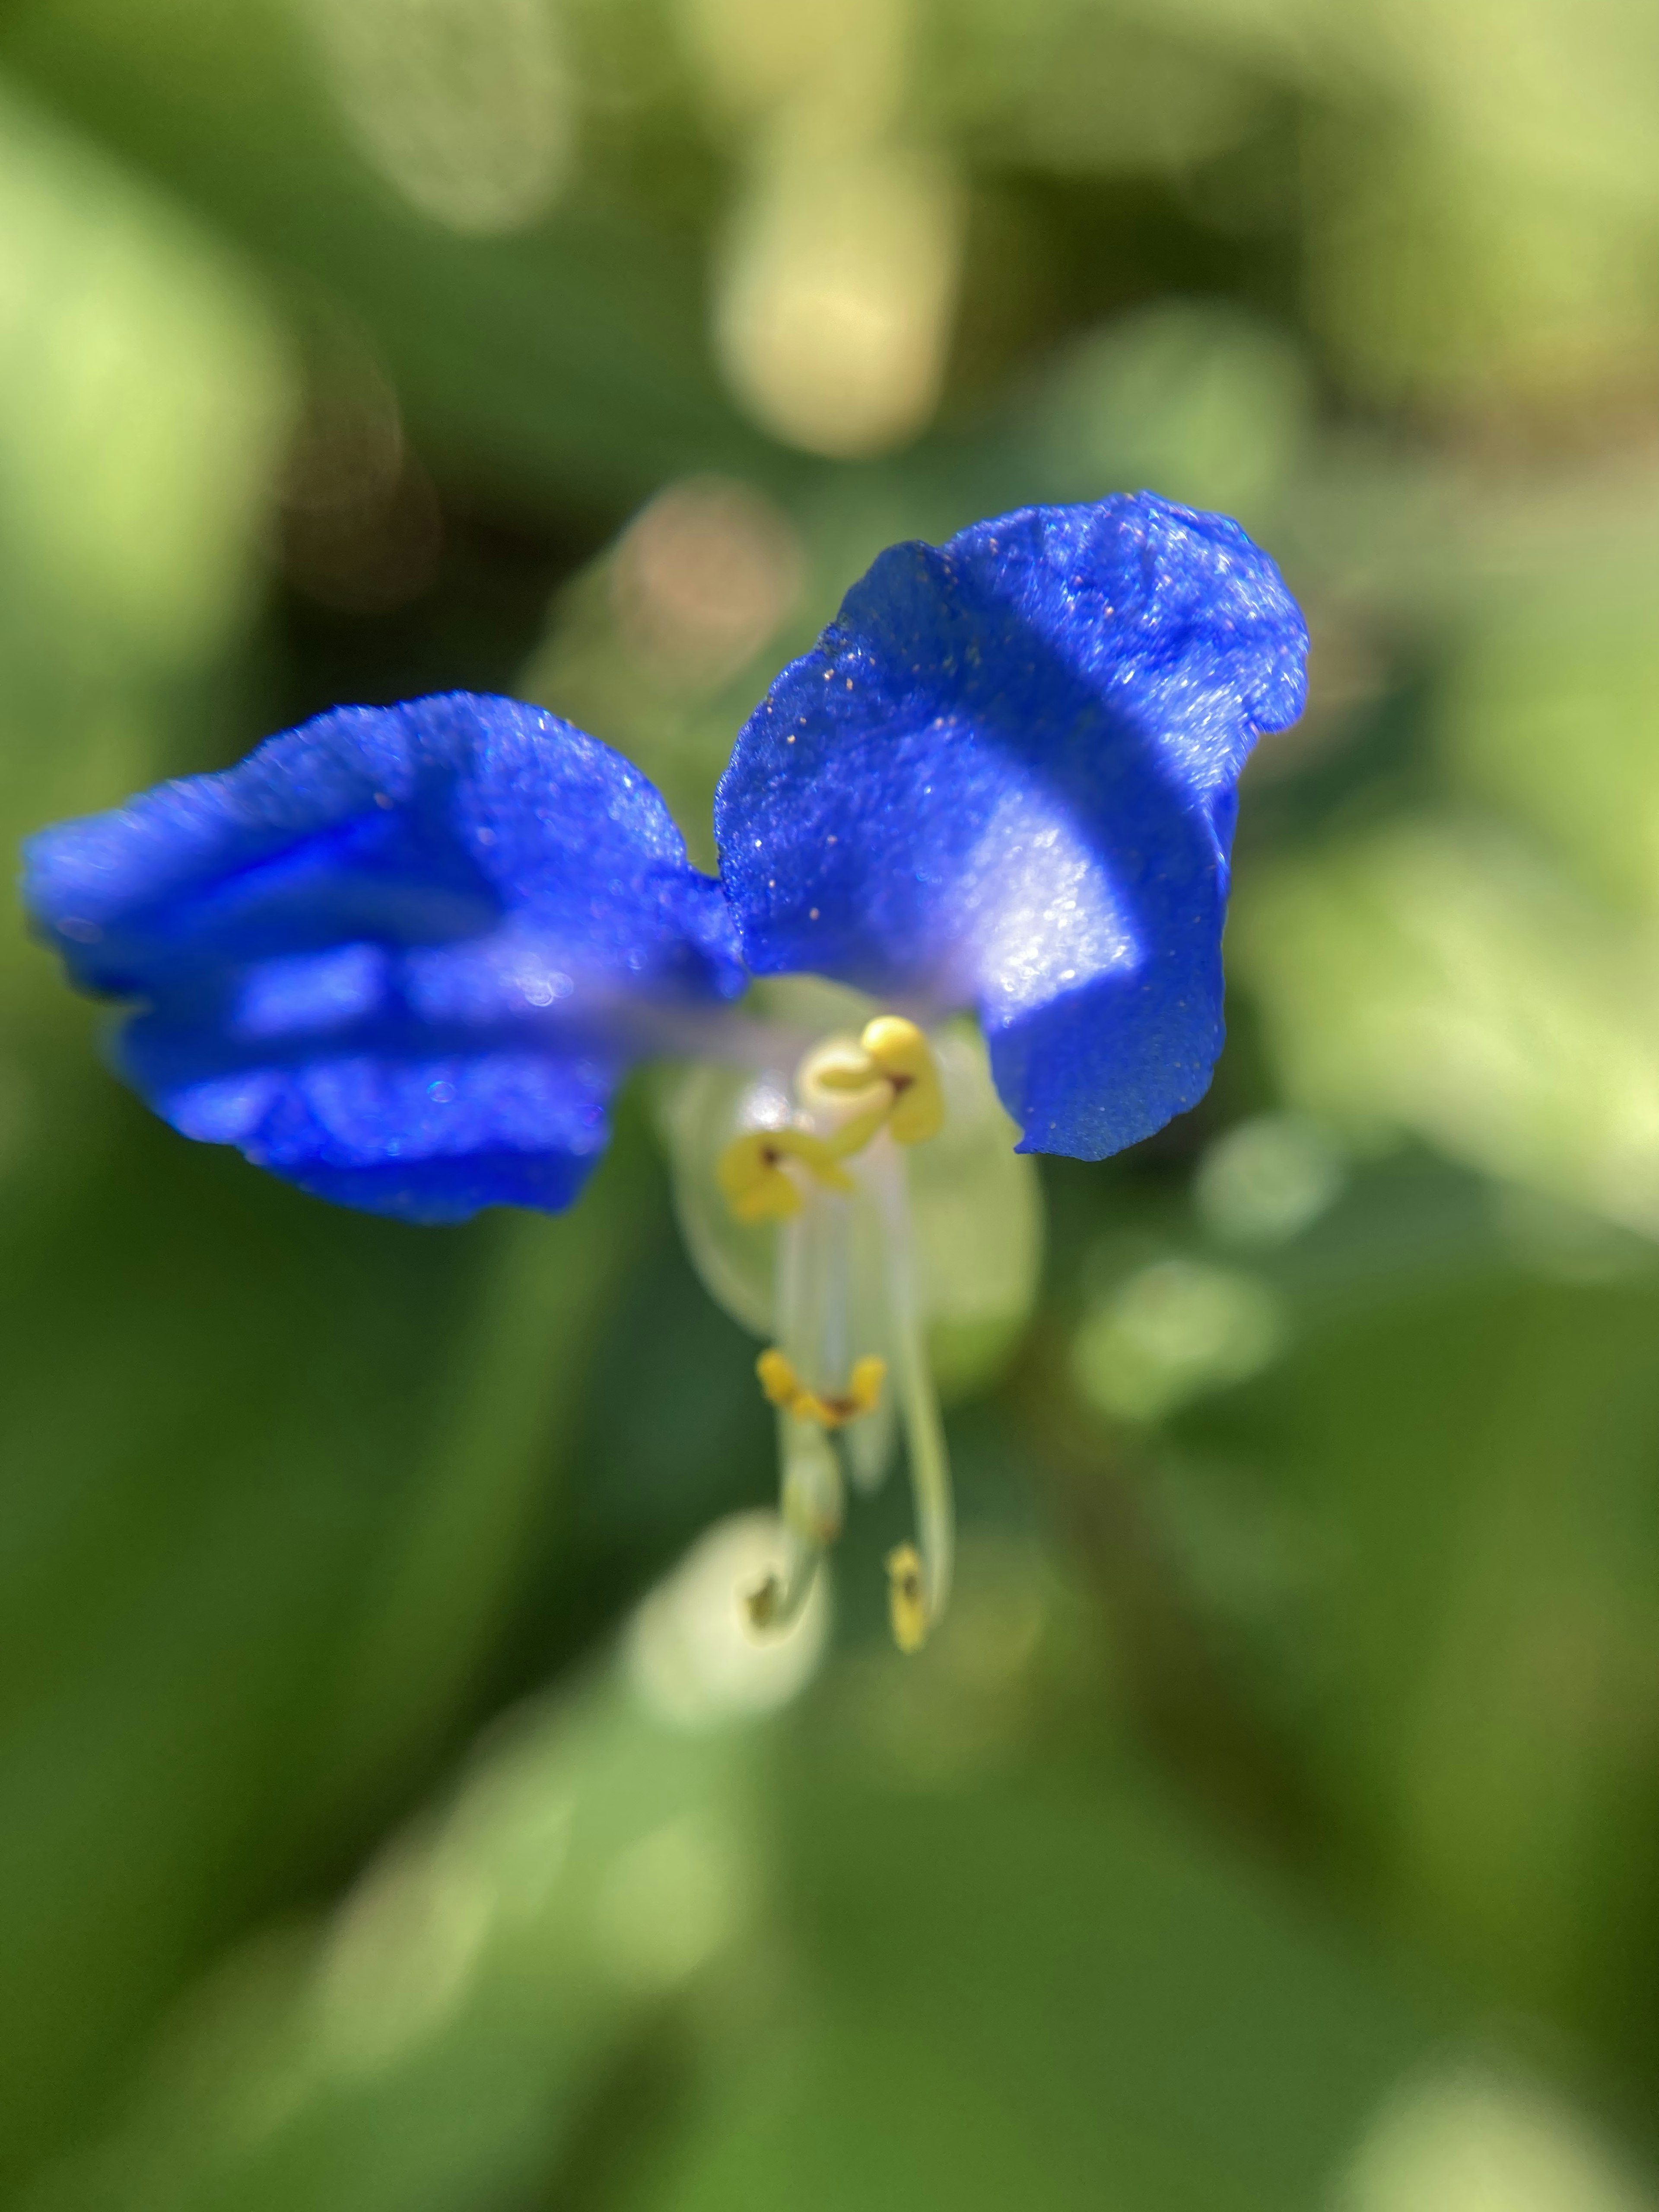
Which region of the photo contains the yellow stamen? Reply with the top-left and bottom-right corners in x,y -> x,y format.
807,1018 -> 944,1147
860,1016 -> 945,1145
824,1100 -> 894,1159
811,1047 -> 887,1097
755,1348 -> 887,1430
885,1542 -> 929,1653
799,1044 -> 890,1157
723,1019 -> 950,1656
845,1354 -> 887,1417
756,1346 -> 807,1412
717,1128 -> 857,1222
719,1023 -> 945,1226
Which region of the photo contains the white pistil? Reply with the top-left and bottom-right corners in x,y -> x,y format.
747,1414 -> 840,1632
782,1416 -> 844,1545
731,1017 -> 954,1653
868,1131 -> 953,1634
842,1160 -> 897,1495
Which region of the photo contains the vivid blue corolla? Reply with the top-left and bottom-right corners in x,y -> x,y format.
717,496 -> 1306,1159
24,492 -> 1306,1651
25,493 -> 1304,1216
26,693 -> 744,1220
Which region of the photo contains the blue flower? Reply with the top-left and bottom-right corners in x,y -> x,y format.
25,495 -> 1304,1211
715,494 -> 1307,1159
23,494 -> 1305,1650
25,496 -> 1304,1215
24,693 -> 743,1222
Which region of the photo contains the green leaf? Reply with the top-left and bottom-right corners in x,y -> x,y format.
2,0 -> 783,508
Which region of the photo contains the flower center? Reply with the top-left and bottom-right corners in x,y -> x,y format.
716,1017 -> 952,1655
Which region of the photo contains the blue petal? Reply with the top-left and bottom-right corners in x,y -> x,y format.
714,495 -> 1307,1159
24,694 -> 742,1220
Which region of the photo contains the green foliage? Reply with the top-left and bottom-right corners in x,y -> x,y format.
2,0 -> 1659,2204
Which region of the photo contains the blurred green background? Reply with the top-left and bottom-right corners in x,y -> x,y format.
4,0 -> 1659,2204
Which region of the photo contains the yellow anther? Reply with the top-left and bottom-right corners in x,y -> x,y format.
798,1042 -> 891,1158
798,1018 -> 944,1157
756,1347 -> 807,1411
885,1542 -> 929,1654
717,1128 -> 857,1223
811,1047 -> 887,1097
755,1348 -> 887,1430
861,1016 -> 945,1145
846,1354 -> 886,1417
